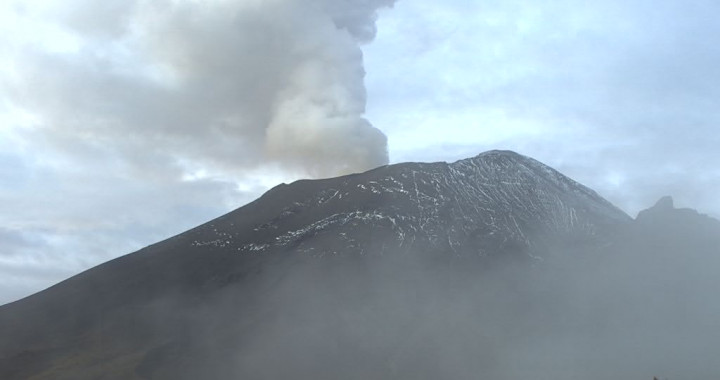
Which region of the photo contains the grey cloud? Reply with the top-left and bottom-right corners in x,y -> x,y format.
0,158 -> 260,303
0,228 -> 47,257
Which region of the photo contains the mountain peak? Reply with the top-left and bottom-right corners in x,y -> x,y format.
455,149 -> 527,166
636,196 -> 679,220
201,150 -> 631,260
636,195 -> 719,226
470,149 -> 525,159
654,195 -> 674,210
449,150 -> 628,221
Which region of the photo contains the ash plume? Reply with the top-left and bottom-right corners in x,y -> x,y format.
5,0 -> 394,178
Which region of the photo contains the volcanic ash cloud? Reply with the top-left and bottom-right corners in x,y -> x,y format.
5,0 -> 395,178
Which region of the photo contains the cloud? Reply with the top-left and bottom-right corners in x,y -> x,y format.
365,0 -> 720,217
3,0 -> 393,178
0,140 -> 270,304
0,227 -> 46,257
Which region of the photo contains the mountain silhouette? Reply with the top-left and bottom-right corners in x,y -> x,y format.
0,150 -> 717,379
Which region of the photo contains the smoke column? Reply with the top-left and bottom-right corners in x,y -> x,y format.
4,0 -> 394,178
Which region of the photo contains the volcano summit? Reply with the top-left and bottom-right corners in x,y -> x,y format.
1,150 -> 718,379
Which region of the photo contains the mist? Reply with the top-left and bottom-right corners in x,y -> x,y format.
231,222 -> 717,379
125,203 -> 720,379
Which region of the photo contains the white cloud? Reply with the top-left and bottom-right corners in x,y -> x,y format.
365,0 -> 720,217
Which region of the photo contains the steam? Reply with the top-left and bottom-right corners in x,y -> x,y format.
4,0 -> 394,178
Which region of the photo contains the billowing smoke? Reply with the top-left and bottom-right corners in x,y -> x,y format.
4,0 -> 393,178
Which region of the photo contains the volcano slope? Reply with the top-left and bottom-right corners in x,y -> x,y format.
1,150 -> 718,379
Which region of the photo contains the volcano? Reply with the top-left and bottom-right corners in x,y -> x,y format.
1,150 -> 718,379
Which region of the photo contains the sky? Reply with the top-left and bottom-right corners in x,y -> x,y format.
1,0 -> 719,305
